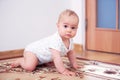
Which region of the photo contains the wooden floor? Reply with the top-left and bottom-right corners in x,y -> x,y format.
77,51 -> 120,65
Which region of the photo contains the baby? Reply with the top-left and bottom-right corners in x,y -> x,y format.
11,9 -> 80,76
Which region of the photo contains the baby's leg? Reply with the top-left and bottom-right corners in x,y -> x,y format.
11,51 -> 39,71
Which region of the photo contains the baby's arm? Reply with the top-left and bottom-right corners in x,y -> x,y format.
67,50 -> 78,69
50,49 -> 75,76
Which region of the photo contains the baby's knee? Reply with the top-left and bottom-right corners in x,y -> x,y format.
23,66 -> 36,71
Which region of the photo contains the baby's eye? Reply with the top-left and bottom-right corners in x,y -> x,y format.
71,27 -> 76,29
64,25 -> 68,28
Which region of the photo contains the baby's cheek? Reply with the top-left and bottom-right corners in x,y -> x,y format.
72,33 -> 76,37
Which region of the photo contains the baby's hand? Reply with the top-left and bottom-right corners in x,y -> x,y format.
72,64 -> 84,70
62,69 -> 75,76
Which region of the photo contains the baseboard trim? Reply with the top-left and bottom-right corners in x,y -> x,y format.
0,49 -> 24,60
74,43 -> 83,53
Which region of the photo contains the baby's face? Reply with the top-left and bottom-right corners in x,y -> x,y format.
57,15 -> 79,39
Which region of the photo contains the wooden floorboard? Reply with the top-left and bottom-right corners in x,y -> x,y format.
0,49 -> 23,60
77,51 -> 120,65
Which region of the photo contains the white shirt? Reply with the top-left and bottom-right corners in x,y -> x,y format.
25,32 -> 73,64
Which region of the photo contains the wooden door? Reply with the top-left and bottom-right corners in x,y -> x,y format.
86,0 -> 120,53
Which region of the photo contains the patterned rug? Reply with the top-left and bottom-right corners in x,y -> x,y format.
0,57 -> 120,80
0,57 -> 84,80
80,59 -> 120,80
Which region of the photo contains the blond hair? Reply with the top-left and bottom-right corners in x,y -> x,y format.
58,9 -> 79,24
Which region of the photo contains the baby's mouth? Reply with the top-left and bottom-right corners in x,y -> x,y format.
66,34 -> 71,37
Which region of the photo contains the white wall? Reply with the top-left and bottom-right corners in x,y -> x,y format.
71,0 -> 85,49
0,0 -> 85,51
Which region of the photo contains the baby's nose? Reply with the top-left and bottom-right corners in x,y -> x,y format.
67,28 -> 72,32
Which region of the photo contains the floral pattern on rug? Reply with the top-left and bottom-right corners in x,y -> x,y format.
0,58 -> 84,79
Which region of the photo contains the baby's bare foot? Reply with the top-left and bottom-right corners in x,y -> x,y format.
11,60 -> 20,68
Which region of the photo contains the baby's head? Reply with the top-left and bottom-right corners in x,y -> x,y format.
57,9 -> 79,39
57,9 -> 79,25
